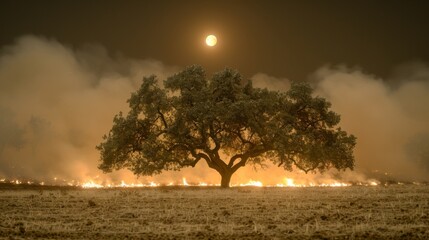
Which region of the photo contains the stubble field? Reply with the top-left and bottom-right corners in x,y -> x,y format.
0,185 -> 428,239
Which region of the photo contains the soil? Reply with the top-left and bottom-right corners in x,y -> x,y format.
0,185 -> 428,239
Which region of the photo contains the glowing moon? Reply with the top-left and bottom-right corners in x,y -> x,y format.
205,35 -> 217,47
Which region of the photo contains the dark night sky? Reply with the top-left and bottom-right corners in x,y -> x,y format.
1,0 -> 429,80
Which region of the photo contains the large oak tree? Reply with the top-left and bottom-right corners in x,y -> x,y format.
97,65 -> 356,187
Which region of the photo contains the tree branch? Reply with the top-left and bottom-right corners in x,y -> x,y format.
228,154 -> 244,168
287,156 -> 319,173
229,146 -> 271,172
188,151 -> 209,167
209,123 -> 221,152
232,128 -> 255,147
157,108 -> 168,129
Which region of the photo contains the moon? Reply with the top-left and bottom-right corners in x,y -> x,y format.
205,35 -> 217,47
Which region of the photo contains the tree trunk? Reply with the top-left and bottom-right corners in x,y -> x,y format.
220,170 -> 232,188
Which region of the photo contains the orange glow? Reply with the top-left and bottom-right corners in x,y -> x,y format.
0,176 -> 384,188
78,177 -> 362,188
182,178 -> 189,186
237,180 -> 264,187
274,178 -> 352,187
82,181 -> 103,188
369,181 -> 378,186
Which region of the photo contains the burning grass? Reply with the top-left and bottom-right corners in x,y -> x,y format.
0,185 -> 428,239
0,176 -> 381,188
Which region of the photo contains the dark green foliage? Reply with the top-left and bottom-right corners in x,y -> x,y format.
97,65 -> 356,187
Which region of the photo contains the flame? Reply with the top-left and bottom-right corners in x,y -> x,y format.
275,178 -> 354,187
148,181 -> 160,187
82,181 -> 103,188
283,178 -> 296,187
81,180 -> 160,188
369,181 -> 379,186
13,180 -> 21,185
182,178 -> 189,186
0,176 -> 385,188
238,180 -> 264,187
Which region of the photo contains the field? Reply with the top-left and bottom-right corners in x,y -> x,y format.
0,185 -> 428,239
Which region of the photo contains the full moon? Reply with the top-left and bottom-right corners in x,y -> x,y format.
206,35 -> 217,47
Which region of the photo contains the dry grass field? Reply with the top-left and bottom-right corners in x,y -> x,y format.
0,185 -> 428,239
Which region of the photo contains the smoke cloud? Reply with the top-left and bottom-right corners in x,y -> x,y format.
250,64 -> 429,183
0,36 -> 178,183
1,35 -> 428,185
312,65 -> 429,181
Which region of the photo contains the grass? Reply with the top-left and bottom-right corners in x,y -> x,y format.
0,185 -> 428,239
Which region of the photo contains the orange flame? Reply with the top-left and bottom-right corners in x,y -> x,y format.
82,181 -> 104,188
272,178 -> 352,187
0,176 -> 383,188
182,178 -> 189,186
77,178 -> 373,188
237,180 -> 264,187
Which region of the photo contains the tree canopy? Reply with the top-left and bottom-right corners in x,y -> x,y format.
97,65 -> 356,187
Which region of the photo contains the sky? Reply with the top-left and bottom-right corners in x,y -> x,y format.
1,1 -> 429,185
2,0 -> 429,81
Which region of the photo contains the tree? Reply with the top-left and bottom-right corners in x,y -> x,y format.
97,65 -> 356,187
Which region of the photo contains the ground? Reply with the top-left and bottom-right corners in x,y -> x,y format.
0,185 -> 428,239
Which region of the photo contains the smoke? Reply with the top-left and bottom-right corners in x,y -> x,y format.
251,73 -> 291,91
250,64 -> 429,182
1,35 -> 428,185
313,65 -> 429,181
0,36 -> 178,183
